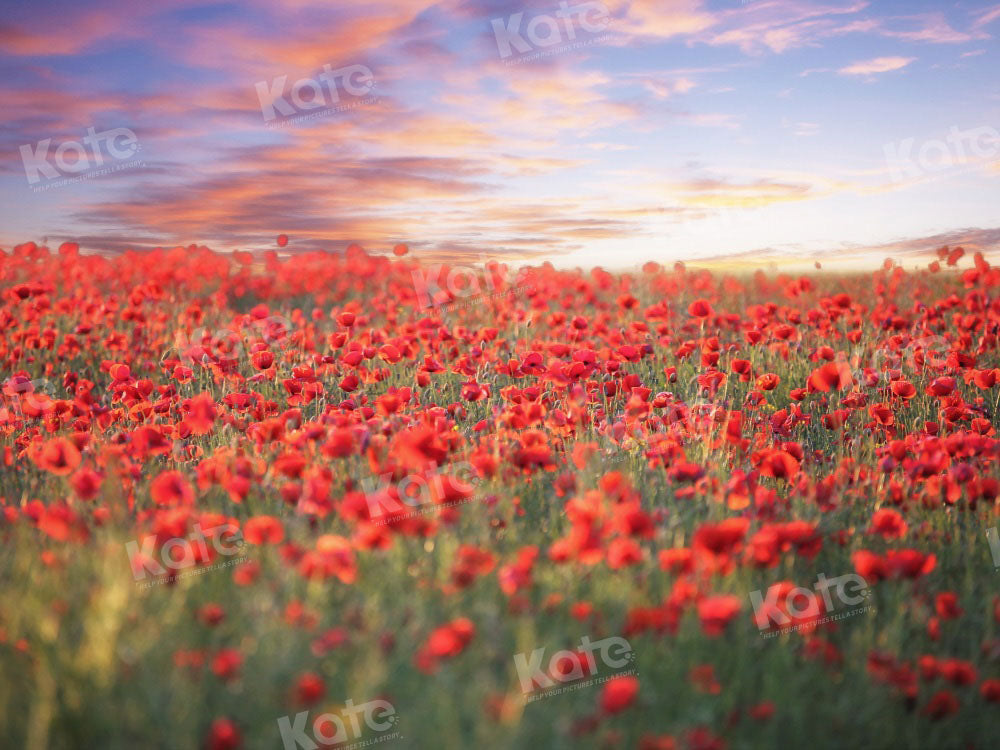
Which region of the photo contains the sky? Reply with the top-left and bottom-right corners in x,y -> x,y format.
1,0 -> 998,270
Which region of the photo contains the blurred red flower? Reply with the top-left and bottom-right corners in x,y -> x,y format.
600,675 -> 639,714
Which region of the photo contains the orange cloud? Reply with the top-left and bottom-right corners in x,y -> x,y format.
609,0 -> 717,39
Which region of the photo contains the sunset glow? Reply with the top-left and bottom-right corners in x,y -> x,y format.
2,0 -> 997,267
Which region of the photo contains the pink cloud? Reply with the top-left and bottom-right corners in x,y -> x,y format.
972,4 -> 1000,28
838,56 -> 915,75
877,13 -> 982,43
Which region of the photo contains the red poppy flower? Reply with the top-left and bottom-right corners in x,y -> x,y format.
197,604 -> 225,627
451,545 -> 496,588
689,664 -> 721,694
934,592 -> 962,620
150,470 -> 195,506
293,672 -> 325,705
688,299 -> 713,318
939,659 -> 976,685
869,403 -> 894,426
109,363 -> 132,382
37,504 -> 88,543
869,509 -> 907,539
749,701 -> 775,721
379,345 -> 402,364
890,380 -> 916,399
607,537 -> 643,569
757,449 -> 799,480
322,428 -> 356,458
921,690 -> 959,719
600,675 -> 639,714
298,535 -> 356,583
251,350 -> 274,370
390,426 -> 450,471
184,392 -> 218,435
981,679 -> 1000,703
415,617 -> 476,673
498,547 -> 537,596
807,362 -> 853,392
210,649 -> 243,682
885,549 -> 936,579
32,437 -> 81,475
757,373 -> 779,391
852,550 -> 888,582
243,516 -> 284,545
684,727 -> 726,750
926,376 -> 955,397
70,467 -> 102,500
339,374 -> 360,392
697,595 -> 741,636
973,369 -> 998,389
669,462 -> 706,483
205,718 -> 242,750
693,518 -> 749,573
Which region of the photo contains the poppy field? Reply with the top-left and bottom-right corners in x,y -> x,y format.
2,241 -> 1000,749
